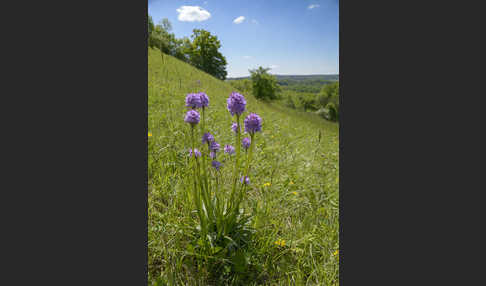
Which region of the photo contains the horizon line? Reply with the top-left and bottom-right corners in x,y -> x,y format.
227,73 -> 339,78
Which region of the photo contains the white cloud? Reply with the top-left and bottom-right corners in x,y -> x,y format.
233,16 -> 245,24
270,65 -> 279,69
176,6 -> 211,22
251,19 -> 259,24
308,4 -> 320,10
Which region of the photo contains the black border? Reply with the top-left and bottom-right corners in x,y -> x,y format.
4,0 -> 148,284
5,0 -> 481,284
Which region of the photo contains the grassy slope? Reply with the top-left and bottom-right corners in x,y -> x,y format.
148,47 -> 339,285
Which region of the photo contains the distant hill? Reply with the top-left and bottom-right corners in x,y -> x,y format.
227,74 -> 338,94
227,74 -> 339,81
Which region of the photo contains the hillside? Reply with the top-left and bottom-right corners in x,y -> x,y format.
148,47 -> 339,285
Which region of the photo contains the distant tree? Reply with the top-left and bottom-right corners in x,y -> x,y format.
148,15 -> 155,47
315,82 -> 339,121
325,102 -> 338,121
172,37 -> 192,62
318,81 -> 339,109
148,15 -> 154,37
301,94 -> 318,111
160,18 -> 172,32
189,29 -> 228,80
148,18 -> 177,54
249,67 -> 279,100
150,21 -> 172,53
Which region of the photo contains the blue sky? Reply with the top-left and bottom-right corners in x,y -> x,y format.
148,0 -> 339,78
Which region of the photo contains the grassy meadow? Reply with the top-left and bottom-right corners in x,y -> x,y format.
148,47 -> 339,285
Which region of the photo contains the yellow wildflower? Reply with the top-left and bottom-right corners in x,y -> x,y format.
275,239 -> 286,247
289,181 -> 294,185
148,132 -> 152,137
292,192 -> 297,195
263,182 -> 271,187
333,250 -> 339,256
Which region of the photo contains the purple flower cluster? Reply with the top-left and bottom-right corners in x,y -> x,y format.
224,144 -> 235,155
211,160 -> 222,171
202,132 -> 214,144
182,91 -> 262,199
185,92 -> 209,109
244,113 -> 262,134
184,110 -> 200,126
231,122 -> 238,134
242,137 -> 251,150
227,92 -> 246,116
210,141 -> 220,153
189,148 -> 201,158
185,93 -> 202,109
240,176 -> 250,185
199,92 -> 209,108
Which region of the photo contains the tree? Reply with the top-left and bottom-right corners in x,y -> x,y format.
148,18 -> 175,53
316,82 -> 339,121
172,37 -> 192,63
148,15 -> 154,36
317,81 -> 339,109
160,18 -> 172,33
249,67 -> 279,100
148,15 -> 155,47
189,29 -> 228,80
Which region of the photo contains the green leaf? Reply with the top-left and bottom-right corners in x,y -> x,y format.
231,251 -> 247,273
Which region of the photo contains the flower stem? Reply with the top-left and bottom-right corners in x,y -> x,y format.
229,115 -> 241,211
199,108 -> 211,215
191,127 -> 204,230
237,133 -> 255,207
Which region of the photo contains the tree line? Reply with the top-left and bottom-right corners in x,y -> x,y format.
148,15 -> 228,80
229,74 -> 340,122
287,81 -> 339,121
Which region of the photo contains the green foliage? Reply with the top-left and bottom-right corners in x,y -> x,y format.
189,29 -> 228,80
249,67 -> 279,101
278,79 -> 336,93
328,103 -> 338,121
148,48 -> 339,285
147,16 -> 228,73
148,19 -> 172,53
148,15 -> 154,37
318,82 -> 339,108
311,82 -> 340,122
317,103 -> 338,122
297,93 -> 319,111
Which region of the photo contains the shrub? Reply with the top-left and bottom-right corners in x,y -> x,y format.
315,102 -> 339,122
325,102 -> 338,121
296,93 -> 318,111
318,81 -> 339,109
249,67 -> 279,100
